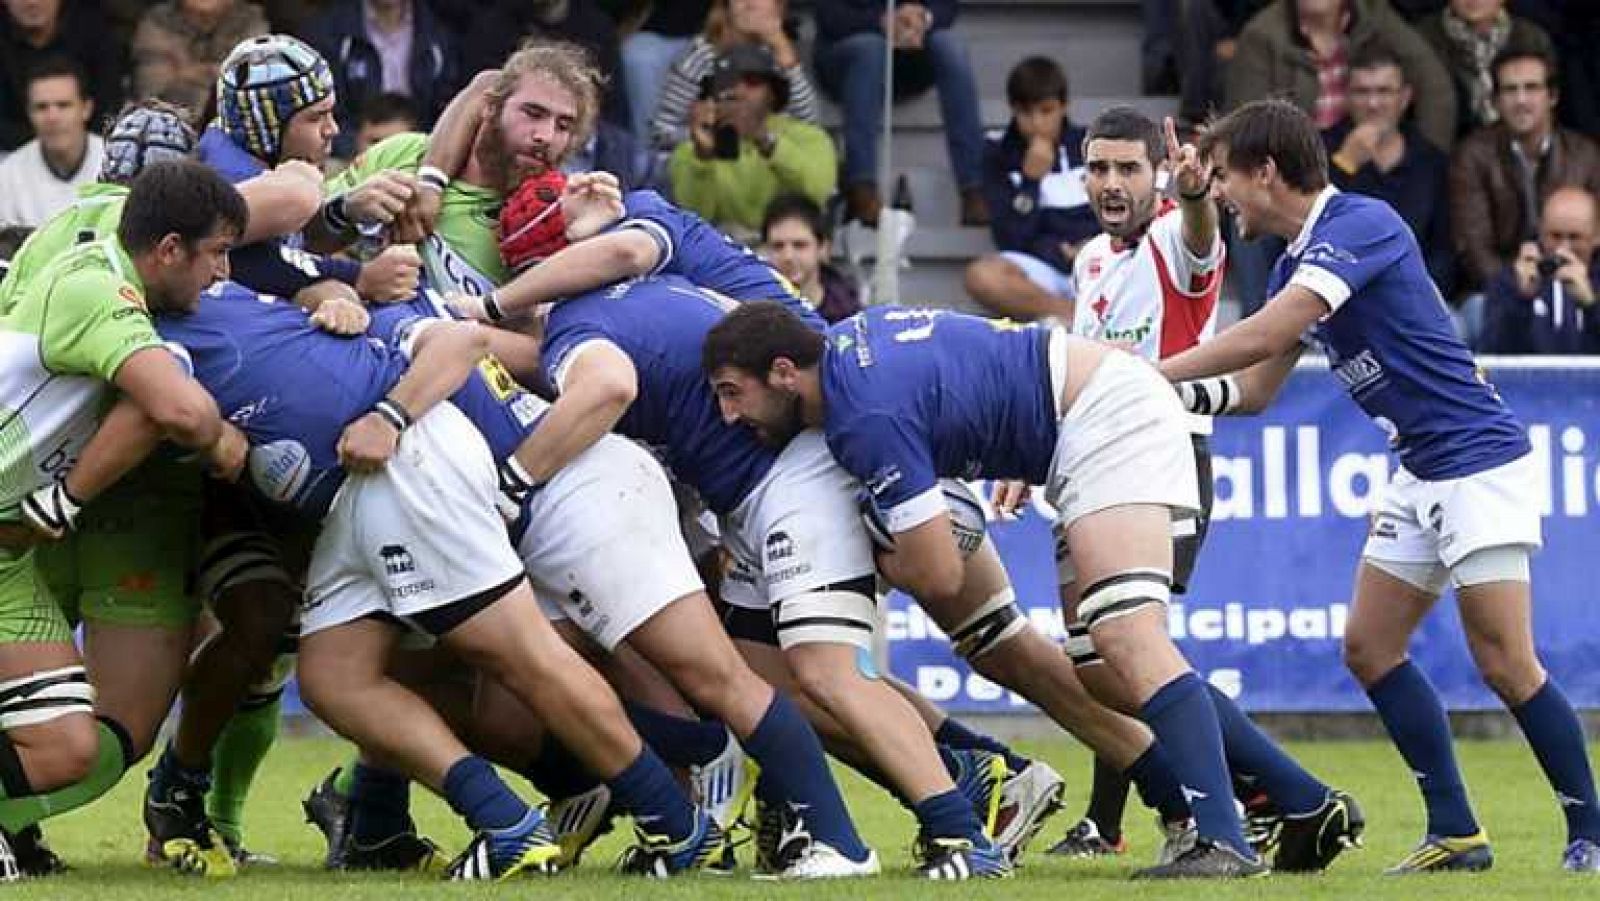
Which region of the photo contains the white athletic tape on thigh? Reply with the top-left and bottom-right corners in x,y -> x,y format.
1063,621 -> 1101,666
0,666 -> 95,729
947,587 -> 1027,661
1079,569 -> 1172,629
774,590 -> 878,651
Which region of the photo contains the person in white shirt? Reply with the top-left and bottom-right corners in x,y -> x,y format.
0,58 -> 104,227
1048,105 -> 1228,860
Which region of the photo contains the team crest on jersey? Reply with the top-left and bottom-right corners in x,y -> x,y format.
1086,257 -> 1102,279
1302,241 -> 1359,268
117,284 -> 143,308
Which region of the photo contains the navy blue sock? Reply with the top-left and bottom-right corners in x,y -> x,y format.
1368,661 -> 1479,838
348,763 -> 412,843
1140,673 -> 1251,857
935,718 -> 1030,774
516,739 -> 602,800
443,756 -> 529,833
1511,679 -> 1600,842
1126,743 -> 1190,825
152,743 -> 211,794
624,702 -> 728,769
936,744 -> 962,781
1085,756 -> 1132,841
1206,684 -> 1328,817
911,788 -> 984,843
742,693 -> 869,861
606,747 -> 697,844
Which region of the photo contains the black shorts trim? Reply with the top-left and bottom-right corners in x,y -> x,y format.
406,573 -> 524,637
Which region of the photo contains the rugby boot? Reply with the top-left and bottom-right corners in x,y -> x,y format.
1385,832 -> 1494,874
1133,838 -> 1269,879
993,759 -> 1065,863
616,810 -> 726,877
1273,789 -> 1364,872
915,833 -> 1013,879
444,809 -> 560,881
144,776 -> 236,878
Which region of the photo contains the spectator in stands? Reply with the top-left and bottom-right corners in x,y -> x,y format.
1481,185 -> 1600,353
1416,0 -> 1553,143
0,0 -> 125,151
760,192 -> 860,323
564,118 -> 663,193
814,0 -> 988,227
1227,0 -> 1456,150
651,0 -> 816,154
460,0 -> 629,131
1451,48 -> 1600,296
1142,0 -> 1268,127
621,0 -> 711,142
307,0 -> 460,159
354,91 -> 416,154
133,0 -> 270,119
259,0 -> 329,34
1324,46 -> 1454,294
964,56 -> 1097,322
0,58 -> 103,226
670,42 -> 834,239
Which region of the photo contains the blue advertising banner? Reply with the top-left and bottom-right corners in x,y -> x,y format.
885,360 -> 1600,713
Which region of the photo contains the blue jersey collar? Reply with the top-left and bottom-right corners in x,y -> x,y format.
1287,185 -> 1339,257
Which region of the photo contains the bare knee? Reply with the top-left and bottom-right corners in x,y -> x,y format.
671,650 -> 755,717
1471,639 -> 1544,704
1342,630 -> 1405,687
15,715 -> 101,790
964,255 -> 1013,306
786,647 -> 864,713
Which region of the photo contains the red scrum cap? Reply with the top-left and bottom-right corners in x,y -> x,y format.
498,169 -> 570,273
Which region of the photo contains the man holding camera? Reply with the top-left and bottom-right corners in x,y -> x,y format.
670,42 -> 835,240
1482,185 -> 1600,353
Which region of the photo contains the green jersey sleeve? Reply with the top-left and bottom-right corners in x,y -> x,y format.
327,132 -> 430,193
39,266 -> 162,383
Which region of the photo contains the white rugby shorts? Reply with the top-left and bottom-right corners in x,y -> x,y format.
302,402 -> 525,636
1362,450 -> 1542,574
523,434 -> 704,651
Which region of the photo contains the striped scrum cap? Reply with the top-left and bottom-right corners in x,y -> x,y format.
216,34 -> 335,164
100,103 -> 198,185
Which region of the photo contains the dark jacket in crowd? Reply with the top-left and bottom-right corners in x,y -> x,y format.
0,0 -> 127,151
981,120 -> 1099,275
1481,261 -> 1600,354
307,0 -> 462,159
1450,122 -> 1600,292
460,1 -> 628,130
1323,119 -> 1454,296
814,0 -> 957,43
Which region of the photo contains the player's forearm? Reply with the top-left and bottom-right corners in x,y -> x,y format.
65,398 -> 163,503
510,383 -> 629,485
1178,190 -> 1219,261
388,321 -> 490,421
422,69 -> 499,181
236,169 -> 323,243
493,231 -> 658,316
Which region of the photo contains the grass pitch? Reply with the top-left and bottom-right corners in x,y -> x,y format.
11,733 -> 1594,899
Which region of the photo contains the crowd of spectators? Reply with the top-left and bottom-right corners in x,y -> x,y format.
0,0 -> 1597,353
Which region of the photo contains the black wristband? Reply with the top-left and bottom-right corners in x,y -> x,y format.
322,194 -> 352,232
483,290 -> 507,323
1178,171 -> 1215,203
372,397 -> 413,432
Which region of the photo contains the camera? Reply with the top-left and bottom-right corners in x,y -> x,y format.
698,74 -> 743,161
1537,254 -> 1564,280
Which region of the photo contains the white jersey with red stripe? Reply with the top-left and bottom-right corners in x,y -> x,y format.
1071,202 -> 1224,433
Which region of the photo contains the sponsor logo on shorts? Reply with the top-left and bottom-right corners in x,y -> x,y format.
1368,514 -> 1398,541
381,544 -> 416,576
765,530 -> 795,563
866,466 -> 901,499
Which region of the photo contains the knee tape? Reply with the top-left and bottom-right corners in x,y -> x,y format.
947,588 -> 1027,662
197,532 -> 295,607
0,666 -> 94,730
774,587 -> 878,652
1079,569 -> 1171,630
1063,621 -> 1101,666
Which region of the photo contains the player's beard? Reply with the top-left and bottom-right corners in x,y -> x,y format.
479,112 -> 551,195
1096,187 -> 1159,239
749,393 -> 806,448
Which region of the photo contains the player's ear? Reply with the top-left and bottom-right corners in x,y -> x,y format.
156,232 -> 186,263
769,356 -> 796,387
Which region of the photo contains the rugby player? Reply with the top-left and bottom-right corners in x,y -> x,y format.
0,159 -> 247,880
1161,98 -> 1600,874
